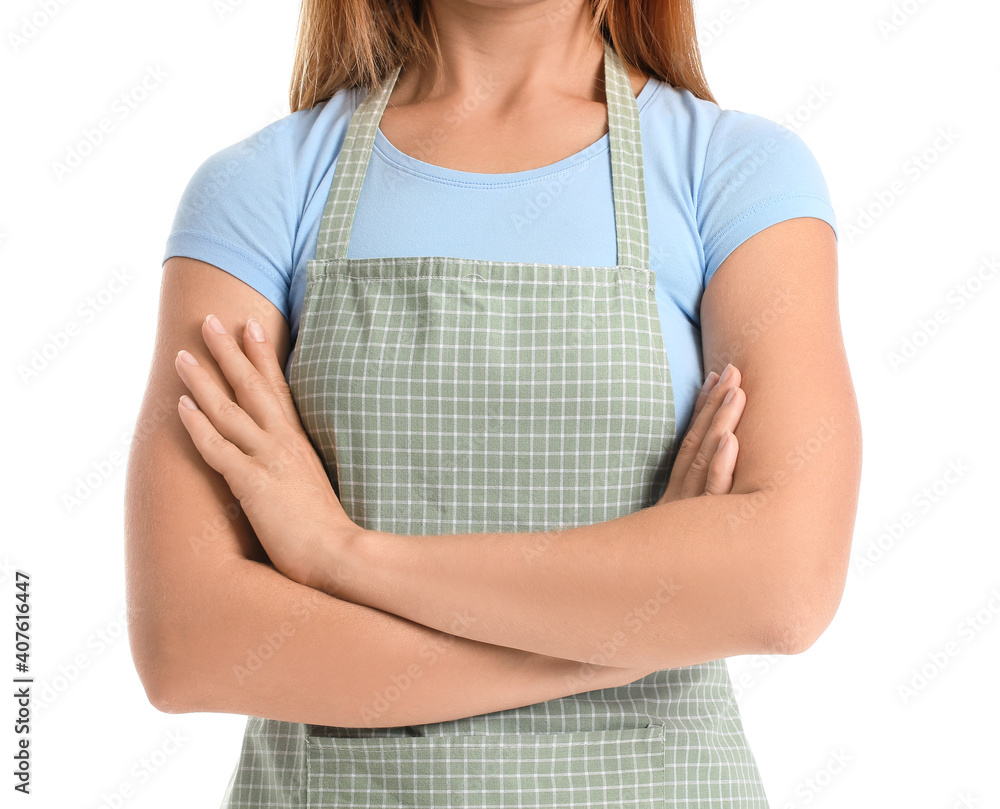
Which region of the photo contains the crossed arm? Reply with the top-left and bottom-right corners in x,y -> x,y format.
125,217 -> 860,727
307,219 -> 861,669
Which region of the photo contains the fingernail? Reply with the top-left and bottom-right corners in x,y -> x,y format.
723,387 -> 736,405
179,394 -> 199,410
206,314 -> 226,334
700,372 -> 719,394
719,363 -> 734,385
718,430 -> 730,451
247,318 -> 265,342
177,349 -> 199,366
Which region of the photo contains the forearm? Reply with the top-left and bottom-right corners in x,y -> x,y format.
159,555 -> 652,728
316,491 -> 801,671
123,267 -> 650,728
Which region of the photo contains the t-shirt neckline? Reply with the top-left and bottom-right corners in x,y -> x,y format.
371,76 -> 660,185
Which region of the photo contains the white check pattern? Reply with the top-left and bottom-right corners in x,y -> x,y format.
219,39 -> 771,808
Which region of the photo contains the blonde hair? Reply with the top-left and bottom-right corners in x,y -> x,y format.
288,0 -> 716,113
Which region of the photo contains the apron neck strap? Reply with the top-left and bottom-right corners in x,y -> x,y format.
315,38 -> 648,269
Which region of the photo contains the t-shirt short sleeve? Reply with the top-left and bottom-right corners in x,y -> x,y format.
161,123 -> 297,320
698,110 -> 838,288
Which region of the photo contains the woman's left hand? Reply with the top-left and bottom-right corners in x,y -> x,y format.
173,313 -> 358,590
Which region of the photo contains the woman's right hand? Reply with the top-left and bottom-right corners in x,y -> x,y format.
657,363 -> 746,505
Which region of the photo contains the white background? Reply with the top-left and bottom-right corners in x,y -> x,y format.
3,0 -> 998,806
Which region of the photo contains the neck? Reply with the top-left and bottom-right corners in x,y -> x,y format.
395,0 -> 615,108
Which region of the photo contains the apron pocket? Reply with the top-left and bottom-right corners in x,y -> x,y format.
304,724 -> 666,808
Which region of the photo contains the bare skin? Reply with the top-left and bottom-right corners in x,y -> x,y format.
127,252 -> 742,726
126,0 -> 859,726
378,25 -> 651,173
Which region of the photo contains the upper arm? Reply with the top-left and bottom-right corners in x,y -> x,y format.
699,216 -> 862,649
124,256 -> 290,705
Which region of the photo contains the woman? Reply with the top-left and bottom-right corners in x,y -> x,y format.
125,0 -> 861,805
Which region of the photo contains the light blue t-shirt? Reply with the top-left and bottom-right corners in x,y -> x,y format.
163,75 -> 837,436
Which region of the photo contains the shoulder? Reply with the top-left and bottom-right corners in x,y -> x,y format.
163,87 -> 364,317
699,105 -> 833,212
167,85 -> 364,254
178,86 -> 361,210
642,80 -> 829,198
643,82 -> 837,286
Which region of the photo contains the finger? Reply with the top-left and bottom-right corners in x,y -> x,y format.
678,382 -> 746,500
692,371 -> 720,417
666,364 -> 741,499
176,394 -> 258,499
200,313 -> 289,432
174,349 -> 267,455
242,318 -> 306,430
703,430 -> 738,496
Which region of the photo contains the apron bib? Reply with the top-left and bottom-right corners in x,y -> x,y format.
220,39 -> 770,808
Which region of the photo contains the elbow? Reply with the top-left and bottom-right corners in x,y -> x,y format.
765,611 -> 823,657
760,482 -> 856,656
144,677 -> 190,715
133,654 -> 192,715
764,548 -> 846,657
128,616 -> 198,715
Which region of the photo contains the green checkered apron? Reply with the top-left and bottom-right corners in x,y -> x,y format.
219,39 -> 771,808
